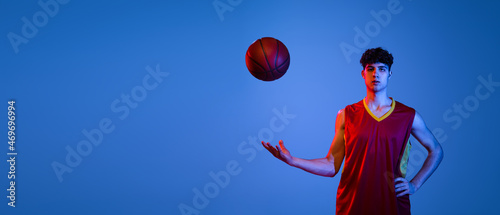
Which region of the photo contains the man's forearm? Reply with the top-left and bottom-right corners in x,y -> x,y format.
289,157 -> 336,177
410,146 -> 444,190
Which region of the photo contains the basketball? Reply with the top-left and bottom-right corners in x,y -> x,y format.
245,37 -> 290,81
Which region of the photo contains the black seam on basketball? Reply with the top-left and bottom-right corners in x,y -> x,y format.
259,39 -> 272,72
277,54 -> 290,70
269,70 -> 277,80
276,58 -> 290,74
247,52 -> 267,73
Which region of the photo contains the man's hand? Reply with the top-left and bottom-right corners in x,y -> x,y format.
262,140 -> 294,165
394,177 -> 417,197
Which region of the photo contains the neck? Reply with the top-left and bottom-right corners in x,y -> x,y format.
365,89 -> 391,107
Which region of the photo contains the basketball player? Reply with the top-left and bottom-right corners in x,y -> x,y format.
262,47 -> 444,215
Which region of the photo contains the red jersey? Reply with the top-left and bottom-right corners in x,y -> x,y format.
336,98 -> 415,215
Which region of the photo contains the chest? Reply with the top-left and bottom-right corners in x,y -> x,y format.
368,106 -> 392,118
345,102 -> 415,148
346,114 -> 408,142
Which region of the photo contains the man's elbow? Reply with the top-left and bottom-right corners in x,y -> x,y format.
438,145 -> 444,161
432,144 -> 444,163
327,172 -> 336,178
325,156 -> 341,178
328,167 -> 340,178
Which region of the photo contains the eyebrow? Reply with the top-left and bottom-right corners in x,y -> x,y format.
367,65 -> 388,69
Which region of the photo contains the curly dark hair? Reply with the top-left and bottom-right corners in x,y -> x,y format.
360,47 -> 394,70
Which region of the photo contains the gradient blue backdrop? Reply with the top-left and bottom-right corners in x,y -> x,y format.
1,0 -> 499,214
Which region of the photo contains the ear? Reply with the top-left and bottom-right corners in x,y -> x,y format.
361,70 -> 365,78
388,71 -> 392,79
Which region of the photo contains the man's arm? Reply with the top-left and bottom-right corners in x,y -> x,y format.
395,111 -> 444,197
261,109 -> 346,177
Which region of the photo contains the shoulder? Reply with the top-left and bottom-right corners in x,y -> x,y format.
411,111 -> 427,131
336,108 -> 346,129
394,99 -> 414,110
337,108 -> 346,117
344,100 -> 364,112
395,100 -> 416,114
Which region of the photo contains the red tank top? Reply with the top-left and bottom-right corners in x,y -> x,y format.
336,98 -> 415,215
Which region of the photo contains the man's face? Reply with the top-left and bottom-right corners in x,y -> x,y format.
361,62 -> 392,92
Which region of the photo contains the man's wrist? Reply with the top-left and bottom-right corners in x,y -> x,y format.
410,180 -> 421,191
287,157 -> 297,167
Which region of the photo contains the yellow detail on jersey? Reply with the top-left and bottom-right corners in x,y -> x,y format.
363,97 -> 396,122
400,140 -> 412,178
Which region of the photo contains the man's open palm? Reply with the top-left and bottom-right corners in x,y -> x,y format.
262,140 -> 293,165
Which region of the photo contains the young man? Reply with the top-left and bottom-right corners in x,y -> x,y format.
262,47 -> 444,215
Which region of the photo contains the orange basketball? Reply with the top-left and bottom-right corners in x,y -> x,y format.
245,37 -> 290,81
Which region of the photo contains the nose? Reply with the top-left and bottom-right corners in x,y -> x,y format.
372,69 -> 379,78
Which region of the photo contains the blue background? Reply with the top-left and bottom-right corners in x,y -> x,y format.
1,0 -> 499,214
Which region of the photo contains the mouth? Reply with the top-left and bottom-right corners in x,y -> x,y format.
372,81 -> 380,84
